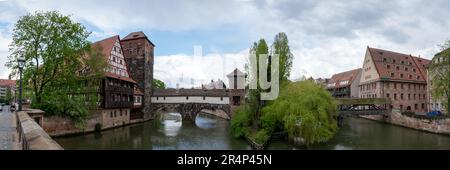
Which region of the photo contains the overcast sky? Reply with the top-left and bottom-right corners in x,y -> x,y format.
1,0 -> 449,87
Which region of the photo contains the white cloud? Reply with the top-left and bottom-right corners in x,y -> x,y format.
154,49 -> 248,88
0,0 -> 449,81
0,28 -> 12,79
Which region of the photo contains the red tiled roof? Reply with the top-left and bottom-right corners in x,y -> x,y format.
91,35 -> 119,61
328,68 -> 361,88
0,79 -> 16,87
367,47 -> 430,83
105,72 -> 136,84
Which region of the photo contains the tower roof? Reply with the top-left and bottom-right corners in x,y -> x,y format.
121,31 -> 155,47
227,68 -> 244,77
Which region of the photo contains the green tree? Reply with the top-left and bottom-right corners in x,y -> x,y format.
5,87 -> 12,104
261,80 -> 338,146
272,32 -> 293,82
247,39 -> 269,119
153,79 -> 166,89
7,11 -> 91,104
6,11 -> 98,128
429,40 -> 450,115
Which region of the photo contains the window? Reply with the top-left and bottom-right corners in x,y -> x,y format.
409,75 -> 412,79
394,83 -> 397,89
396,66 -> 400,70
156,97 -> 159,100
114,111 -> 116,117
394,94 -> 397,100
405,67 -> 408,71
383,58 -> 387,62
203,96 -> 206,100
423,94 -> 426,100
120,110 -> 122,116
110,112 -> 113,118
415,104 -> 418,110
414,94 -> 416,100
391,73 -> 394,77
421,103 -> 425,110
393,59 -> 396,63
408,94 -> 411,100
220,97 -> 223,101
386,93 -> 390,98
186,96 -> 189,100
408,84 -> 411,90
400,74 -> 404,78
413,68 -> 416,72
401,93 -> 404,100
401,83 -> 404,89
387,64 -> 390,69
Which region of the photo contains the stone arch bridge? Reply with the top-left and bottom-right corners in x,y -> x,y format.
151,88 -> 244,121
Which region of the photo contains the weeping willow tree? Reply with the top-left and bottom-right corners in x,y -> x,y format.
262,80 -> 338,146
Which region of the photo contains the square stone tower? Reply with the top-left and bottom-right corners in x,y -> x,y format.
227,68 -> 245,107
120,31 -> 155,117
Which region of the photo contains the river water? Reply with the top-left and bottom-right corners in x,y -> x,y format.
55,112 -> 450,150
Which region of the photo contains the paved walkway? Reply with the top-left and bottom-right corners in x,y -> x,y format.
0,106 -> 13,150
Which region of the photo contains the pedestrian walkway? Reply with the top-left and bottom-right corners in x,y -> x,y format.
0,106 -> 13,150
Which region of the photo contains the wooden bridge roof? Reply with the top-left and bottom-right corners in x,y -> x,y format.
152,88 -> 229,97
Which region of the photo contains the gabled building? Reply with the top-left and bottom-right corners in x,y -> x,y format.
87,35 -> 137,128
359,47 -> 430,113
326,68 -> 362,98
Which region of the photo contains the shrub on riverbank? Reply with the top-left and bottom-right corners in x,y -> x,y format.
230,105 -> 253,138
249,129 -> 270,145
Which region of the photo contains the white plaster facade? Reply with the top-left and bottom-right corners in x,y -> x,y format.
151,96 -> 230,105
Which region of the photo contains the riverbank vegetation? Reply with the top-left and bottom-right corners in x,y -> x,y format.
231,32 -> 338,147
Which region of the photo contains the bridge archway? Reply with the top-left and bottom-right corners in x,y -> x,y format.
152,103 -> 231,121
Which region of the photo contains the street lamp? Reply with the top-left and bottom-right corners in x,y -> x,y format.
17,56 -> 25,111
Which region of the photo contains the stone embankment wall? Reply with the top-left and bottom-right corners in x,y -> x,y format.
361,111 -> 450,135
44,111 -> 152,137
16,110 -> 63,150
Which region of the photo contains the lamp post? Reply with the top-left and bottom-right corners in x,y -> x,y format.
17,57 -> 25,111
